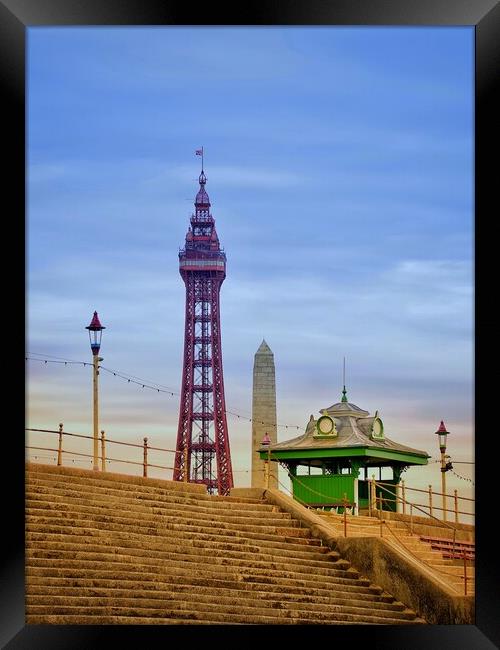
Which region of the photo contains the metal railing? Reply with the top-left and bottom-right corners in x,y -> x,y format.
371,481 -> 474,596
26,425 -> 182,480
371,479 -> 463,543
271,471 -> 474,596
26,429 -> 474,596
370,479 -> 474,525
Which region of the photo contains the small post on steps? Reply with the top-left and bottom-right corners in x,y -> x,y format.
143,437 -> 148,478
463,550 -> 468,596
57,423 -> 64,466
264,459 -> 270,489
343,492 -> 347,537
261,433 -> 271,490
371,474 -> 376,517
100,430 -> 106,472
428,485 -> 433,518
401,480 -> 406,515
410,503 -> 413,535
454,489 -> 459,524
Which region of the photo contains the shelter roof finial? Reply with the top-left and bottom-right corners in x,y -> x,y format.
341,356 -> 348,402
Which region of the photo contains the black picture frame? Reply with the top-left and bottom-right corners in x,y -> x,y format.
4,0 -> 498,647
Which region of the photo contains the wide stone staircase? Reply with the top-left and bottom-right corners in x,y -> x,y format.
315,511 -> 474,594
25,463 -> 427,625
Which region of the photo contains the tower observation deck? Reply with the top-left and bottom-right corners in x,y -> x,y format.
173,165 -> 233,495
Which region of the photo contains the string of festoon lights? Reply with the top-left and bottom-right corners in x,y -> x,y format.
426,457 -> 474,485
26,353 -> 478,472
450,469 -> 475,486
425,457 -> 474,487
26,353 -> 302,431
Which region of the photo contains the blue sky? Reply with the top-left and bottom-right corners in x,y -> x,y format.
27,27 -> 474,495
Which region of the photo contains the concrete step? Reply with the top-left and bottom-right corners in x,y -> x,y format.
26,506 -> 307,539
321,517 -> 471,562
26,572 -> 391,600
25,613 -> 419,625
442,557 -> 475,567
425,563 -> 474,576
26,494 -> 295,528
26,614 -> 239,625
25,593 -> 419,622
25,538 -> 342,570
320,514 -> 473,595
25,464 -> 426,624
25,556 -> 366,588
25,603 -> 424,625
319,518 -> 412,538
319,513 -> 409,528
26,527 -> 327,561
25,473 -> 274,513
384,539 -> 461,559
384,539 -> 472,574
26,549 -> 353,580
395,551 -> 460,565
25,520 -> 323,554
208,494 -> 268,504
319,528 -> 382,539
318,518 -> 383,532
319,514 -> 420,538
26,562 -> 377,593
25,484 -> 289,522
26,582 -> 402,610
25,514 -> 321,547
25,530 -> 332,564
420,535 -> 475,547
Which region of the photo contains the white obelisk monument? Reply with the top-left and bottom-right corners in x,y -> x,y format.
251,340 -> 278,488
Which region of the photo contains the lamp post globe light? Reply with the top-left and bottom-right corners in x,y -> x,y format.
435,420 -> 450,521
86,311 -> 105,471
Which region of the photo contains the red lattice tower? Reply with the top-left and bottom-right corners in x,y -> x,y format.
173,164 -> 233,495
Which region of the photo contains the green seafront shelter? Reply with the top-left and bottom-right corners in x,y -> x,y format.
259,388 -> 430,513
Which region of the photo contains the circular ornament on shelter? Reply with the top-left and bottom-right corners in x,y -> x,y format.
316,415 -> 335,435
371,417 -> 384,439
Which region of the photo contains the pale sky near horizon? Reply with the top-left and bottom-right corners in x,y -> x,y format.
26,26 -> 474,505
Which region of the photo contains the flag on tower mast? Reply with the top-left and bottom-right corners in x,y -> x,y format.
195,147 -> 204,170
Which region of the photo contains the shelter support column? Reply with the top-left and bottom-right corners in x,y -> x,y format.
350,461 -> 361,515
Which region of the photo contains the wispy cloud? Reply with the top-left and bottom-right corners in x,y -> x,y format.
27,27 -> 474,490
144,164 -> 304,190
28,163 -> 67,183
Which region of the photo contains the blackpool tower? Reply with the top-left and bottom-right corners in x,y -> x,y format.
173,158 -> 233,495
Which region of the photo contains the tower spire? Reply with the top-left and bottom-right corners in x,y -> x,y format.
341,356 -> 348,402
194,153 -> 210,213
175,157 -> 232,495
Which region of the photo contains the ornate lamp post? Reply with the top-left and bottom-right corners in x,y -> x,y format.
435,420 -> 451,521
261,432 -> 271,489
86,311 -> 105,471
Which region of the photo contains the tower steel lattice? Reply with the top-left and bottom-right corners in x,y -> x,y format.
173,165 -> 233,495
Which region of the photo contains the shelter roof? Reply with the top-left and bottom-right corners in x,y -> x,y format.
266,393 -> 429,462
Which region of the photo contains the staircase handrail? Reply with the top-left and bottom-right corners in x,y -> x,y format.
374,478 -> 474,503
26,426 -> 182,477
273,472 -> 472,597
